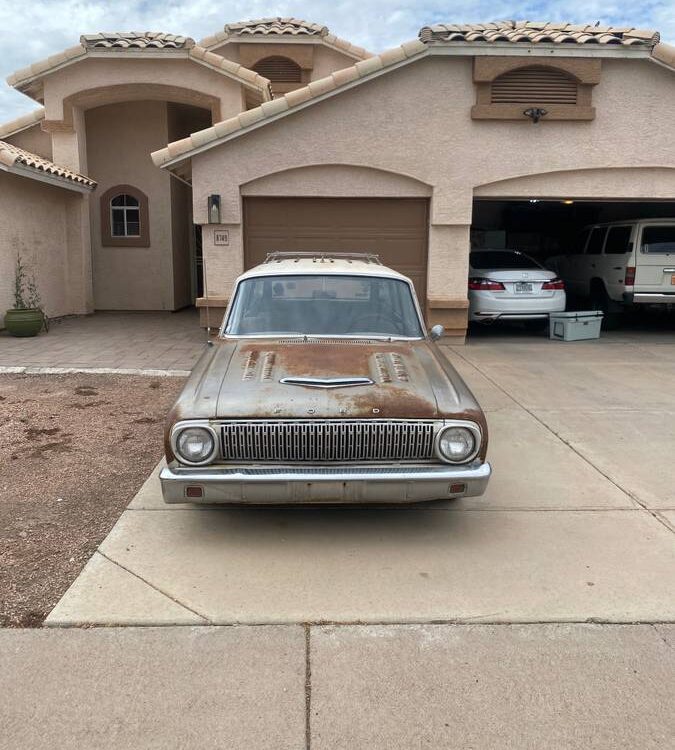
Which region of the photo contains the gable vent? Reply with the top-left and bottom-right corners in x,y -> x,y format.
491,67 -> 578,105
253,56 -> 302,83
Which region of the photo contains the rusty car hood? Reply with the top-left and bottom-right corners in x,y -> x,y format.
175,338 -> 481,420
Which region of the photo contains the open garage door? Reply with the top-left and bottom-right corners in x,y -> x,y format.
243,197 -> 429,304
472,199 -> 675,262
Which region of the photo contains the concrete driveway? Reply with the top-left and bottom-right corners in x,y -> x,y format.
7,329 -> 673,749
47,330 -> 675,627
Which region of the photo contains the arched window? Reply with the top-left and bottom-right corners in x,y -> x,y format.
111,193 -> 140,237
252,56 -> 302,83
100,185 -> 149,247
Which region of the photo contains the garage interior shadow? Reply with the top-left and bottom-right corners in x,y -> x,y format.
468,198 -> 675,337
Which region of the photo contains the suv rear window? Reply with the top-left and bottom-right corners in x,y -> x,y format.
469,251 -> 541,270
642,226 -> 675,254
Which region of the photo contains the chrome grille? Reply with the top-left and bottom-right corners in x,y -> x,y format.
219,420 -> 437,462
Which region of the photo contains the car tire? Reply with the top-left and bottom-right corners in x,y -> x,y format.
590,282 -> 623,330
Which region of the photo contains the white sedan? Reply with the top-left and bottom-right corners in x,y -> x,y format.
468,250 -> 566,324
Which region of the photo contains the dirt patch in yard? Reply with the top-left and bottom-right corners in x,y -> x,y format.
0,373 -> 185,627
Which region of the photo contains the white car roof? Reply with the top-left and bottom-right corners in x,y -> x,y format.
238,254 -> 410,282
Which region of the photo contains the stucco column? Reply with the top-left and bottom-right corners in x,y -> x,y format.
426,224 -> 471,339
425,190 -> 472,341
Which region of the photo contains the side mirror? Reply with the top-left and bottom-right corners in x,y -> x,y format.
429,324 -> 445,341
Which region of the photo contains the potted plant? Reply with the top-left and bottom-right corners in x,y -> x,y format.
4,254 -> 47,337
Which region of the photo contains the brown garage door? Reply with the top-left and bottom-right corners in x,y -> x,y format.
243,197 -> 429,304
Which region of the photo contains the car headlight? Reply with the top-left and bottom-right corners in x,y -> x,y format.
436,424 -> 480,464
174,425 -> 217,465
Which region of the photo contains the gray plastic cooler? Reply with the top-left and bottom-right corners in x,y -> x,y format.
549,311 -> 603,341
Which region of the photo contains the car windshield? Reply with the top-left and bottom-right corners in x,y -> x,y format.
470,251 -> 541,270
224,274 -> 424,338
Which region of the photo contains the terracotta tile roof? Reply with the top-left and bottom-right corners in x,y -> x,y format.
200,17 -> 372,60
80,32 -> 195,49
7,34 -> 271,97
0,108 -> 45,138
152,22 -> 674,170
419,20 -> 660,47
0,140 -> 96,188
225,17 -> 329,36
152,39 -> 426,167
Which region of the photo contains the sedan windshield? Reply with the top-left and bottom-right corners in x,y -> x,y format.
470,251 -> 541,270
224,274 -> 424,338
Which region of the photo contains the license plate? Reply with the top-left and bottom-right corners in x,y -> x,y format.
515,282 -> 533,293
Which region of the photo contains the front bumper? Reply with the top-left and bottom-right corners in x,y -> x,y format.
160,462 -> 492,504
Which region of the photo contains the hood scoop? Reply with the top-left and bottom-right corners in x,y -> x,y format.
280,376 -> 374,389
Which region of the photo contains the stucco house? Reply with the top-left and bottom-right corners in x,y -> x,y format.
2,18 -> 675,339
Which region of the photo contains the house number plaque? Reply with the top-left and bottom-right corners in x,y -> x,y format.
214,229 -> 230,246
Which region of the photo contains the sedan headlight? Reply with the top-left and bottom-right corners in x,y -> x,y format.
435,423 -> 481,464
173,425 -> 217,465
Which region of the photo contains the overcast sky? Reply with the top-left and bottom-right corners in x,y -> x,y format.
1,0 -> 674,121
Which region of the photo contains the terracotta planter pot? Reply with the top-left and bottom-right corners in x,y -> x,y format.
4,308 -> 44,337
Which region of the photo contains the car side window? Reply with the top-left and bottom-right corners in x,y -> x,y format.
604,226 -> 632,254
586,227 -> 606,255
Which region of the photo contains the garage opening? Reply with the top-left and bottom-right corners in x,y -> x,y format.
469,198 -> 675,334
472,199 -> 675,263
243,197 -> 429,305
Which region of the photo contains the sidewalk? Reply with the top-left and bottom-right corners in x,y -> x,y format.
2,624 -> 673,749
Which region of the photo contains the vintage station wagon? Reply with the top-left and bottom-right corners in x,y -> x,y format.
160,252 -> 491,504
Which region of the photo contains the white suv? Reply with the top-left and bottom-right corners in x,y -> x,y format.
548,219 -> 675,321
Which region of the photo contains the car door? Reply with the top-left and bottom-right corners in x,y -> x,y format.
634,223 -> 675,294
600,225 -> 633,301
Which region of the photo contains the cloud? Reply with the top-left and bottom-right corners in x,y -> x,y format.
1,0 -> 673,121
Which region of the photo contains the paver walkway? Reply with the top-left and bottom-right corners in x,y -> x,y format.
0,310 -> 206,372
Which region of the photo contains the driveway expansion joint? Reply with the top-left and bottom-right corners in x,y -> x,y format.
98,550 -> 212,624
449,348 -> 661,517
304,624 -> 312,750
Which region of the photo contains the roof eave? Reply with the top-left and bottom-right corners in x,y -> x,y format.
0,161 -> 95,193
425,41 -> 655,58
8,45 -> 270,99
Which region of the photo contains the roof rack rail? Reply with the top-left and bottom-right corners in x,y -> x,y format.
264,251 -> 382,264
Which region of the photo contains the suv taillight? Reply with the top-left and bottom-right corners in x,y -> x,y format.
468,278 -> 505,291
542,278 -> 565,290
624,266 -> 636,286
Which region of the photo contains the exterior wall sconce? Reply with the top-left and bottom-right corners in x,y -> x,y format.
523,107 -> 548,123
207,194 -> 221,224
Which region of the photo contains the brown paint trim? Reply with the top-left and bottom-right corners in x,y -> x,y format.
473,57 -> 602,85
472,58 -> 600,122
100,184 -> 150,248
471,103 -> 595,121
427,298 -> 469,309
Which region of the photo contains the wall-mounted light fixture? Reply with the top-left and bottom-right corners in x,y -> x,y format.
207,194 -> 221,224
523,107 -> 548,123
